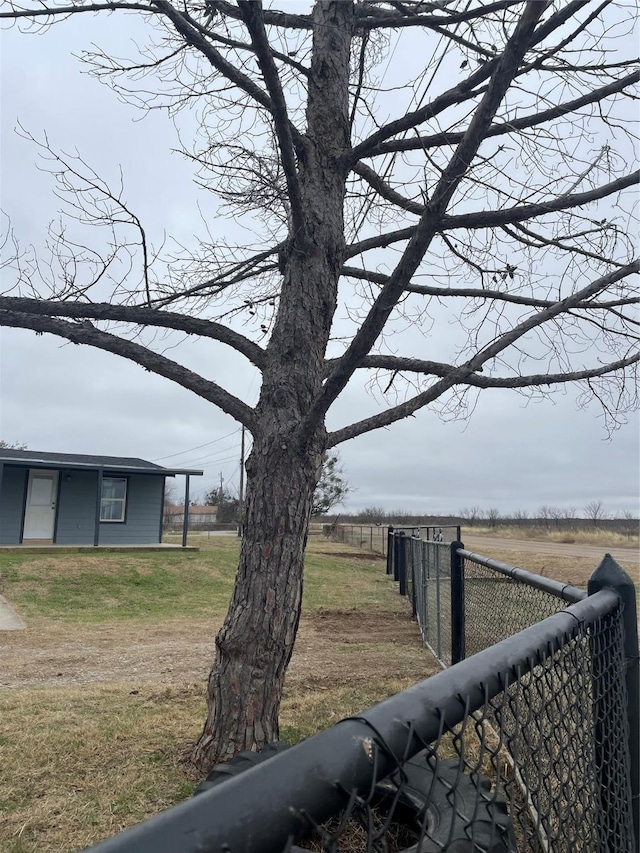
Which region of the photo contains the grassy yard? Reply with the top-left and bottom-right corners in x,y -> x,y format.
0,536 -> 404,624
0,536 -> 434,853
3,533 -> 636,852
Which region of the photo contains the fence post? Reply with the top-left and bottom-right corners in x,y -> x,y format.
397,532 -> 407,596
588,553 -> 639,851
410,536 -> 418,618
393,531 -> 402,582
386,526 -> 394,574
435,544 -> 442,661
450,540 -> 465,665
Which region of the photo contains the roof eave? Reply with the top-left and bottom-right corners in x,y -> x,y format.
0,458 -> 203,477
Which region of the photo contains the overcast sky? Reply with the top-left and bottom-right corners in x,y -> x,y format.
0,7 -> 638,517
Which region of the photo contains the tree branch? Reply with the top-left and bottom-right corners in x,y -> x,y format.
345,171 -> 640,258
236,1 -> 305,237
328,262 -> 639,446
299,0 -> 550,441
351,352 -> 640,388
348,0 -> 587,164
206,0 -> 312,30
341,265 -> 639,310
366,70 -> 639,156
356,0 -> 521,30
327,352 -> 639,447
0,297 -> 266,368
0,310 -> 258,430
150,0 -> 273,112
0,2 -> 154,18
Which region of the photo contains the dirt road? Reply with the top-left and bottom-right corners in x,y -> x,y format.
461,534 -> 638,567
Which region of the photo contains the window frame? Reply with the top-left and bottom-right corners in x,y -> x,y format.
100,476 -> 128,523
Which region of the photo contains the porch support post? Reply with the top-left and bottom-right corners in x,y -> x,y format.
182,474 -> 190,548
94,468 -> 103,547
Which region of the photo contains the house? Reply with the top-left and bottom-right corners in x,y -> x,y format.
0,449 -> 202,547
164,505 -> 218,527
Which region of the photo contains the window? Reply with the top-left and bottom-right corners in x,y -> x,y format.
100,477 -> 127,522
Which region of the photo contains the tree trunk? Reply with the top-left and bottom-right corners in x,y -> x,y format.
190,428 -> 323,768
191,0 -> 354,771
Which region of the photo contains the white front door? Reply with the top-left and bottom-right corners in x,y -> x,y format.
23,470 -> 59,540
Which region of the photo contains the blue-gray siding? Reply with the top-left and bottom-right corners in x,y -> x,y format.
0,466 -> 164,545
98,475 -> 163,545
0,467 -> 27,544
55,469 -> 98,545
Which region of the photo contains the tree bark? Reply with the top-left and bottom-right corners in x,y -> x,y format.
190,430 -> 323,767
191,0 -> 354,771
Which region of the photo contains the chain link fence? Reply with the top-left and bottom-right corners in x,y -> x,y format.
329,524 -> 461,556
405,536 -> 453,666
87,585 -> 637,853
394,533 -> 589,667
329,523 -> 389,554
458,550 -> 586,659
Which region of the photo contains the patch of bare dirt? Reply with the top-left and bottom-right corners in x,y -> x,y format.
0,619 -> 218,688
0,607 -> 433,691
285,608 -> 433,689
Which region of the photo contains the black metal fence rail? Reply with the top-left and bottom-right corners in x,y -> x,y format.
388,531 -> 590,667
458,547 -> 587,660
87,587 -> 636,853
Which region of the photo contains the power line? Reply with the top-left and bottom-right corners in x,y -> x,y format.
180,451 -> 240,468
176,446 -> 241,465
152,428 -> 240,461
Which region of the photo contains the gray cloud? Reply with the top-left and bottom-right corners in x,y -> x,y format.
1,14 -> 638,518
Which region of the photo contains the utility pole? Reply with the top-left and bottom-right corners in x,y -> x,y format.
218,472 -> 224,503
238,425 -> 245,538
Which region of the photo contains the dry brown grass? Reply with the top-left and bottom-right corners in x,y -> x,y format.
466,545 -> 638,589
1,534 -> 636,852
0,538 -> 438,853
466,524 -> 639,549
0,683 -> 204,853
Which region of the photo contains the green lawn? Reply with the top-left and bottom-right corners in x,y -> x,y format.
0,536 -> 398,624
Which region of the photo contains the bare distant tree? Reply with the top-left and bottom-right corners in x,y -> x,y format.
356,506 -> 386,524
486,507 -> 500,528
548,506 -> 565,528
513,509 -> 529,525
163,480 -> 178,507
460,506 -> 483,528
622,509 -> 639,538
0,1 -> 638,769
537,505 -> 552,529
584,499 -> 607,528
0,440 -> 27,450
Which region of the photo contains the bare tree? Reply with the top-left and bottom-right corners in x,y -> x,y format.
0,440 -> 28,450
1,1 -> 638,770
486,507 -> 500,528
513,509 -> 529,525
537,505 -> 552,529
356,506 -> 386,524
622,509 -> 638,538
584,499 -> 607,528
163,480 -> 178,507
460,506 -> 483,528
548,505 -> 565,528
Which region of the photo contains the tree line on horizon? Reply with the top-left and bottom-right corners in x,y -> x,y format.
323,503 -> 638,531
